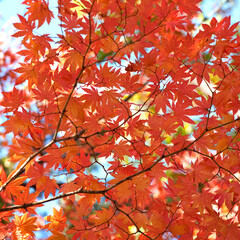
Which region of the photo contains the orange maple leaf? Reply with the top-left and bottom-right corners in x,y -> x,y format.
13,213 -> 38,239
45,208 -> 67,232
23,0 -> 54,28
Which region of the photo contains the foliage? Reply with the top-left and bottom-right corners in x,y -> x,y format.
0,0 -> 240,239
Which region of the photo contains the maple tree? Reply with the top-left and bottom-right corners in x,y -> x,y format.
0,0 -> 240,239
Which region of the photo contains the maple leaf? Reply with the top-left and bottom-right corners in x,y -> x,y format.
63,50 -> 83,72
12,14 -> 35,42
14,62 -> 38,86
32,80 -> 55,102
112,140 -> 131,160
1,109 -> 33,135
1,88 -> 26,113
125,61 -> 142,72
18,35 -> 52,62
5,176 -> 27,199
23,0 -> 54,28
74,149 -> 91,168
47,230 -> 67,240
13,213 -> 38,239
59,181 -> 80,202
26,162 -> 59,198
170,219 -> 192,237
89,206 -> 114,225
43,177 -> 60,198
45,208 -> 67,232
192,190 -> 215,215
13,190 -> 41,214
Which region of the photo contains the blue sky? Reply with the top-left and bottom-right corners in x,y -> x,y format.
201,0 -> 240,23
0,0 -> 25,30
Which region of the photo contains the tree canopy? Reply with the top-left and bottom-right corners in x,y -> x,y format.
0,0 -> 240,239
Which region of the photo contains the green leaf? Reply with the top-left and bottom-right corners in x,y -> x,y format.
97,50 -> 114,61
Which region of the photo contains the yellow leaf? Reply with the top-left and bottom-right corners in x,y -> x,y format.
209,73 -> 221,84
71,0 -> 87,18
